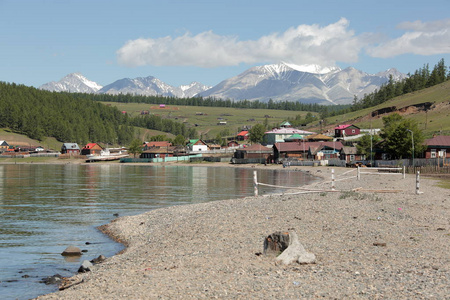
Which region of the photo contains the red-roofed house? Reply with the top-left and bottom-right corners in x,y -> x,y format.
424,135 -> 450,159
334,124 -> 360,137
81,143 -> 104,155
237,130 -> 249,141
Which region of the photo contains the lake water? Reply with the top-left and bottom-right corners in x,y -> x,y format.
0,164 -> 317,300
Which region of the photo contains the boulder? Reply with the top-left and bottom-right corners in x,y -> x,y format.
91,255 -> 106,264
78,260 -> 93,273
61,245 -> 82,256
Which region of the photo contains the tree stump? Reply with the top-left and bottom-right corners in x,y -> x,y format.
264,231 -> 316,265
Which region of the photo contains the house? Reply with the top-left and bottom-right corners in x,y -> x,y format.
61,143 -> 80,155
237,130 -> 249,141
234,144 -> 272,160
273,141 -> 343,162
227,140 -> 239,148
208,144 -> 221,150
0,140 -> 10,152
187,139 -> 208,152
140,147 -> 174,159
334,124 -> 360,137
264,128 -> 315,145
340,146 -> 366,163
424,135 -> 450,159
284,134 -> 304,142
143,141 -> 172,151
81,143 -> 104,155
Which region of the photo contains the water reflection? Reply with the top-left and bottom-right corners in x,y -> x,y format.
0,164 -> 316,300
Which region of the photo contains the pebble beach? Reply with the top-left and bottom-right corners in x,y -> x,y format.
37,165 -> 449,299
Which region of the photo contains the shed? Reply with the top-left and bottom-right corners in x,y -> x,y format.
234,144 -> 272,160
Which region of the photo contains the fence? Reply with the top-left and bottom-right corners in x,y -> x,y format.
357,166 -> 406,180
251,166 -> 417,196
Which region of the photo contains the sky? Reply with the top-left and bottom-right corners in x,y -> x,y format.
1,0 -> 450,89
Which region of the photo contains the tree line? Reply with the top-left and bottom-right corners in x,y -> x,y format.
0,82 -> 198,145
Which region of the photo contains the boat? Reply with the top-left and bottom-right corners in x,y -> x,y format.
86,148 -> 129,162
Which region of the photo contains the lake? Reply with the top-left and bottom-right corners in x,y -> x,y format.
0,163 -> 317,300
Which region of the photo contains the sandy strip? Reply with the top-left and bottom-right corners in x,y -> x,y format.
37,165 -> 449,299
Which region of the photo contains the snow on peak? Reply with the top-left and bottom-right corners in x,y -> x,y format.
282,62 -> 340,74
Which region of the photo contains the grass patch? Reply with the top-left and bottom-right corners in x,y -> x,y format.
436,179 -> 450,189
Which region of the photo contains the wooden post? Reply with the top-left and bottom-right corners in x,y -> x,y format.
416,170 -> 420,195
357,166 -> 360,180
253,170 -> 258,197
331,168 -> 335,190
403,166 -> 406,179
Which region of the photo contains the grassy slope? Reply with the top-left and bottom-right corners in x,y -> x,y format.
107,103 -> 307,140
316,80 -> 450,137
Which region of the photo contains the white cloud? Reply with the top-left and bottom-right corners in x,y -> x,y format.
367,19 -> 450,58
116,18 -> 365,68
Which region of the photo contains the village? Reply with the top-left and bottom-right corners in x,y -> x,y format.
1,121 -> 449,171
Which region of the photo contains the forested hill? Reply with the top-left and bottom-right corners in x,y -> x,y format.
0,82 -> 135,145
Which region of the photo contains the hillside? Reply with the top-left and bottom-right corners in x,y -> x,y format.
315,80 -> 450,137
103,102 -> 307,140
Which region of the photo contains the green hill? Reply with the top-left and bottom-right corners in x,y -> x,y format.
316,80 -> 450,138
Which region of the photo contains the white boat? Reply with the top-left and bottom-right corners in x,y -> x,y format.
86,148 -> 129,162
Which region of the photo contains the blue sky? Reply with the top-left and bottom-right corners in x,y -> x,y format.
2,0 -> 450,88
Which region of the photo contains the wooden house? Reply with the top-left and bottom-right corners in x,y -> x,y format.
273,141 -> 343,162
61,143 -> 80,155
143,141 -> 172,151
140,147 -> 174,159
81,143 -> 104,155
334,124 -> 360,137
424,135 -> 450,159
234,144 -> 272,160
264,128 -> 315,145
340,146 -> 366,163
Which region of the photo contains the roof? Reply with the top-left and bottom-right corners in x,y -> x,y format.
274,141 -> 344,152
237,144 -> 272,152
144,141 -> 172,148
237,131 -> 249,136
0,140 -> 9,146
62,143 -> 80,150
340,146 -> 358,155
83,143 -> 100,150
265,128 -> 315,135
284,134 -> 304,140
425,135 -> 450,147
306,133 -> 333,141
334,124 -> 359,130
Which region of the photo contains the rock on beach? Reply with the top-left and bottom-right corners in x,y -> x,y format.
38,165 -> 450,299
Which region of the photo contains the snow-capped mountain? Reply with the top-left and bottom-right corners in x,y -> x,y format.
40,73 -> 103,93
98,76 -> 210,98
39,63 -> 407,105
199,62 -> 407,105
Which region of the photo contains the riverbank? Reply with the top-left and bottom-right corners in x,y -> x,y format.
35,165 -> 449,299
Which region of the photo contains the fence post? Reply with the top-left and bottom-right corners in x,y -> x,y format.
331,168 -> 335,190
416,170 -> 420,195
253,170 -> 258,197
403,166 -> 406,179
357,166 -> 360,180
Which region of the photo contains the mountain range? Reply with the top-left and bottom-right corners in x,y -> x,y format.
39,62 -> 407,105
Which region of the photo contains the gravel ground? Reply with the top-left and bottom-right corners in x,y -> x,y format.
37,166 -> 450,299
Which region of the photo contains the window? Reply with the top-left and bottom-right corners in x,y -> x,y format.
431,149 -> 436,158
350,155 -> 355,161
352,129 -> 355,133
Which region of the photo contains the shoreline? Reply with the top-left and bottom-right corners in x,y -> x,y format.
35,165 -> 450,299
